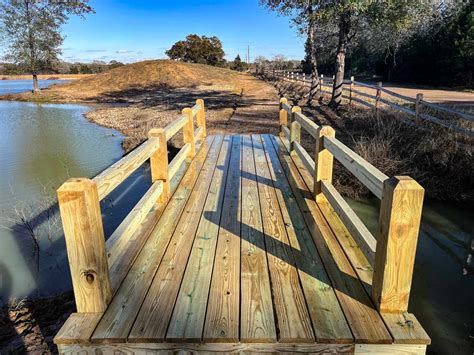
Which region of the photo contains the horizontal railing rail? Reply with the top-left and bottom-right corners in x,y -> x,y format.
57,98 -> 207,313
266,69 -> 473,137
279,97 -> 425,314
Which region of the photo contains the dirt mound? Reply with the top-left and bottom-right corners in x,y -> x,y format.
5,60 -> 245,103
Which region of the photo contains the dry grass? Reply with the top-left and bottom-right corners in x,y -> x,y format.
272,77 -> 474,202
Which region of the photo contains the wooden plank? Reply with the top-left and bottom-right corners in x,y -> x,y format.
294,111 -> 319,138
54,313 -> 102,345
240,135 -> 276,343
324,136 -> 388,199
372,177 -> 424,313
182,107 -> 196,157
271,135 -> 392,344
166,136 -> 232,341
194,126 -> 204,140
105,180 -> 163,259
355,344 -> 427,354
286,138 -> 429,345
313,126 -> 335,202
196,99 -> 206,136
281,102 -> 292,115
93,138 -> 160,201
148,128 -> 169,202
128,136 -> 225,342
282,125 -> 290,142
321,181 -> 376,267
168,143 -> 191,179
164,114 -> 188,140
203,135 -> 242,342
251,135 -> 314,343
420,99 -> 474,122
57,178 -> 111,313
294,141 -> 315,175
379,88 -> 416,103
91,136 -> 220,343
58,342 -> 354,353
260,135 -> 352,343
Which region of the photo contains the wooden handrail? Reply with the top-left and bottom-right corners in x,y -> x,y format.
278,97 -> 424,313
57,98 -> 207,314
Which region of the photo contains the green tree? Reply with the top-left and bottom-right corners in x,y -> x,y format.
232,54 -> 246,71
0,0 -> 94,93
261,0 -> 321,106
166,34 -> 225,66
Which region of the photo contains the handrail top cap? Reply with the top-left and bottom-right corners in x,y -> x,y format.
57,177 -> 96,192
386,176 -> 424,192
148,127 -> 165,135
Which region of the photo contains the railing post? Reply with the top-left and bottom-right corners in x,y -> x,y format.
320,74 -> 324,97
313,126 -> 335,203
372,176 -> 424,313
148,128 -> 170,202
290,106 -> 301,151
415,93 -> 423,120
196,98 -> 207,137
375,81 -> 382,117
182,107 -> 196,158
57,178 -> 112,313
279,97 -> 288,135
350,76 -> 355,105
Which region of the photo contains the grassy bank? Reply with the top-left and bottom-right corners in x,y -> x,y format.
271,78 -> 474,202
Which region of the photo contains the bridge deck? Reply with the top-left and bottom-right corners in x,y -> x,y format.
56,134 -> 430,353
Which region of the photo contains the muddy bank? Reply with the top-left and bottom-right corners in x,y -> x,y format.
0,292 -> 74,353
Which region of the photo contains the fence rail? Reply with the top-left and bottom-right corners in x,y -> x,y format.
266,69 -> 474,138
57,99 -> 207,313
279,97 -> 424,313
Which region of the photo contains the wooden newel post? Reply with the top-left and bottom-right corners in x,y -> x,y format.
57,178 -> 112,313
148,128 -> 170,202
372,176 -> 424,313
182,107 -> 196,158
196,99 -> 206,137
290,106 -> 301,151
279,97 -> 288,135
415,93 -> 423,120
313,126 -> 335,202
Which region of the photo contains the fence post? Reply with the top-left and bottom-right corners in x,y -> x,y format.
415,93 -> 423,120
57,178 -> 112,313
148,128 -> 170,202
196,98 -> 206,137
350,76 -> 355,105
279,97 -> 288,135
290,106 -> 301,151
375,81 -> 382,117
372,176 -> 424,313
313,125 -> 335,202
182,107 -> 196,158
320,74 -> 324,97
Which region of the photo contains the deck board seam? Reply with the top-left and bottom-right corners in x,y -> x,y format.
121,135 -> 223,342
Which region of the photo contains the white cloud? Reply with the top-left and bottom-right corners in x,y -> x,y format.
116,49 -> 132,54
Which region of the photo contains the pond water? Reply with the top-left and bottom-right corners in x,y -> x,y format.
0,80 -> 152,304
348,198 -> 473,354
0,79 -> 67,95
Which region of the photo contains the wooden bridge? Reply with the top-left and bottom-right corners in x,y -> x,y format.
54,98 -> 430,354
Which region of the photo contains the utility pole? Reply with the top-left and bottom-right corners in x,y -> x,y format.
247,45 -> 250,64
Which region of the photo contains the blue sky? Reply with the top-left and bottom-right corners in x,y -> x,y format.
59,0 -> 305,63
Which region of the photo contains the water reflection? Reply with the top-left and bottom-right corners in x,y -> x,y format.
347,198 -> 474,354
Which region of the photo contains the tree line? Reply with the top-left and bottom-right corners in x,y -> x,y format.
261,0 -> 473,108
0,60 -> 125,76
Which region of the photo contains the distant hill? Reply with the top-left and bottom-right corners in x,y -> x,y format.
1,60 -> 245,102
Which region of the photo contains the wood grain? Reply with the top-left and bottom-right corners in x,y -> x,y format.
203,135 -> 242,342
240,135 -> 276,343
252,135 -> 314,343
166,135 -> 232,341
128,135 -> 224,342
